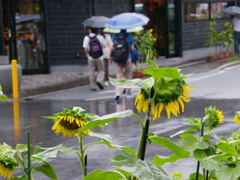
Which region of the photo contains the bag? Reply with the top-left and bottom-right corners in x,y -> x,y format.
112,34 -> 129,64
88,35 -> 103,58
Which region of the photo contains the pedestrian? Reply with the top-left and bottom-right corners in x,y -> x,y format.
232,13 -> 240,55
109,30 -> 135,101
83,27 -> 105,91
99,29 -> 112,87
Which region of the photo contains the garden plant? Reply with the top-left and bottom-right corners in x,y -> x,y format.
0,61 -> 240,180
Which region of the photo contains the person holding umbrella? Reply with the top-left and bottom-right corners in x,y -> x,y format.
109,29 -> 135,101
82,27 -> 106,91
233,13 -> 240,55
105,12 -> 149,101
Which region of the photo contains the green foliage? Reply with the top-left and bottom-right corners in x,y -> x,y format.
134,29 -> 158,63
227,55 -> 240,63
0,85 -> 7,101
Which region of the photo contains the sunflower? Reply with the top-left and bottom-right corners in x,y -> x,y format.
152,79 -> 194,119
233,111 -> 240,124
0,143 -> 18,180
134,78 -> 194,120
204,106 -> 224,130
0,162 -> 14,179
135,88 -> 150,113
52,109 -> 91,137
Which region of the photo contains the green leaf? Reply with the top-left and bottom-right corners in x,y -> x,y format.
189,173 -> 204,180
217,142 -> 237,156
179,133 -> 198,142
198,142 -> 209,150
215,165 -> 240,180
32,144 -> 78,164
89,133 -> 136,156
0,94 -> 7,101
109,77 -> 146,89
83,169 -> 126,180
111,153 -> 170,180
152,154 -> 185,166
170,127 -> 198,138
16,144 -> 28,153
149,136 -> 190,158
34,161 -> 58,180
147,60 -> 158,69
143,67 -> 185,80
201,158 -> 222,171
80,110 -> 133,130
193,149 -> 207,160
179,138 -> 198,152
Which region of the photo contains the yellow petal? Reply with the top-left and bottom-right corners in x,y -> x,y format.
166,104 -> 171,119
158,103 -> 164,118
178,97 -> 185,112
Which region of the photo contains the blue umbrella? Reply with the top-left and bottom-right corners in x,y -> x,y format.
105,12 -> 149,30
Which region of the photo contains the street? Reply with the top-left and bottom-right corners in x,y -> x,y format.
0,61 -> 240,180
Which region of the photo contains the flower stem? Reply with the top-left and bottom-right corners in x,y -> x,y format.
196,120 -> 205,180
77,133 -> 87,177
136,87 -> 154,160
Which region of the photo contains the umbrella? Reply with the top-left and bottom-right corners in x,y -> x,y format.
105,12 -> 149,30
16,14 -> 41,23
104,26 -> 144,33
82,16 -> 109,28
222,6 -> 240,14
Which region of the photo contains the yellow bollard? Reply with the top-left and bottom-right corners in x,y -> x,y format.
13,101 -> 21,138
11,59 -> 19,99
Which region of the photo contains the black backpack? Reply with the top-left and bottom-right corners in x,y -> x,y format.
112,34 -> 129,64
88,35 -> 103,58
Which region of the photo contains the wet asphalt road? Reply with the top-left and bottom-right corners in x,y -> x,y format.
0,59 -> 240,179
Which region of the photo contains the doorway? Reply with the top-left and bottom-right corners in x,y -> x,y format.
134,0 -> 181,57
1,0 -> 48,74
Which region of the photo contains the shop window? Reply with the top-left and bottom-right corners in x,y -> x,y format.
185,2 -> 229,21
211,2 -> 228,19
185,3 -> 209,21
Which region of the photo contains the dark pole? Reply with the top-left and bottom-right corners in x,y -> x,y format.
91,0 -> 95,15
8,0 -> 17,61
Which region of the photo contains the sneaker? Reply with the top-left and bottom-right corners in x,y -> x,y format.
91,88 -> 96,91
104,81 -> 109,87
115,95 -> 120,101
115,95 -> 120,104
122,88 -> 126,95
96,82 -> 104,90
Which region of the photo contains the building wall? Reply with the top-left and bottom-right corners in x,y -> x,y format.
44,0 -> 132,65
181,0 -> 234,51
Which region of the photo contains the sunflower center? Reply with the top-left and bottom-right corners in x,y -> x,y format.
60,119 -> 80,130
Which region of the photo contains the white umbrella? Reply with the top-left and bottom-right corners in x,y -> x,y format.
222,6 -> 240,14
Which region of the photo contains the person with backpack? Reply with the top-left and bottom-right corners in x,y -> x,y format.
99,29 -> 112,87
109,30 -> 135,101
83,27 -> 106,91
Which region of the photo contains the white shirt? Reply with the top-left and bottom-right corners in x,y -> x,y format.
233,17 -> 240,32
101,33 -> 112,59
83,33 -> 106,58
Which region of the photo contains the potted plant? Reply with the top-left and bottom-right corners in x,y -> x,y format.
133,29 -> 158,77
206,21 -> 219,61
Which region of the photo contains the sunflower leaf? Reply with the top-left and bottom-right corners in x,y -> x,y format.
152,154 -> 185,166
147,60 -> 158,69
83,169 -> 126,180
149,136 -> 190,158
111,153 -> 170,180
89,133 -> 136,155
143,67 -> 185,80
32,158 -> 58,180
80,110 -> 133,130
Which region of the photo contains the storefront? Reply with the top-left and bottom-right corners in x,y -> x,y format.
0,0 -> 238,75
0,0 -> 48,74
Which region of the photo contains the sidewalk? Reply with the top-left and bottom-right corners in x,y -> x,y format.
19,48 -> 213,98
